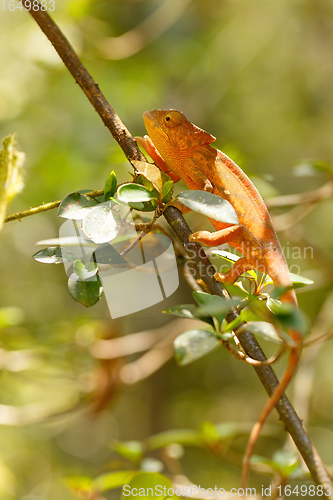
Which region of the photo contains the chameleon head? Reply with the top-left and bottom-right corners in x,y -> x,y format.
143,109 -> 216,153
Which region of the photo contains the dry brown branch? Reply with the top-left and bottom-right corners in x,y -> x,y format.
92,319 -> 202,385
272,203 -> 318,232
91,318 -> 199,360
266,181 -> 333,208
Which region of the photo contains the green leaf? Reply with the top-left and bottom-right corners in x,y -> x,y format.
271,450 -> 299,474
192,291 -> 217,307
225,283 -> 250,298
192,291 -> 239,323
251,450 -> 299,477
214,422 -> 244,440
263,272 -> 314,289
68,273 -> 103,307
93,243 -> 128,267
270,286 -> 294,300
33,246 -> 77,264
174,329 -> 219,366
128,199 -> 159,212
211,249 -> 240,263
65,475 -> 94,496
289,272 -> 314,286
135,173 -> 161,199
161,180 -> 174,203
176,190 -> 239,224
266,298 -> 295,316
147,429 -> 202,450
122,472 -> 174,500
117,183 -> 157,203
244,321 -> 281,344
200,421 -> 242,444
162,303 -> 213,326
93,471 -> 134,492
163,303 -> 199,320
0,134 -> 25,231
196,296 -> 238,320
104,170 -> 118,201
267,298 -> 309,336
200,421 -> 220,442
58,192 -> 99,220
112,441 -> 144,464
82,204 -> 122,244
74,259 -> 98,279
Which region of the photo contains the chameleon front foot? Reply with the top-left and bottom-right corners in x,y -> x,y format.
189,230 -> 215,245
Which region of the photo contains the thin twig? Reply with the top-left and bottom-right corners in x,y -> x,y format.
91,318 -> 199,360
222,335 -> 286,367
272,203 -> 318,232
4,189 -> 104,223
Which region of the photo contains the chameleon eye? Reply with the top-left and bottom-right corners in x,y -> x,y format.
163,110 -> 183,128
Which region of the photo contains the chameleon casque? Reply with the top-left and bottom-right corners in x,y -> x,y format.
136,109 -> 302,485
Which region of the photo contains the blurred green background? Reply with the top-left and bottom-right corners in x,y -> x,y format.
1,0 -> 333,498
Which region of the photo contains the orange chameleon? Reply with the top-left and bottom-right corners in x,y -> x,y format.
137,109 -> 302,486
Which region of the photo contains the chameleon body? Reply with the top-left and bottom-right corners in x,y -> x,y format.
137,109 -> 302,485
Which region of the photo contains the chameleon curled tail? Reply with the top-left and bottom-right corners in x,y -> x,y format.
241,330 -> 302,487
239,252 -> 302,486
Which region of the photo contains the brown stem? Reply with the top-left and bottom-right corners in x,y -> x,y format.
22,2 -> 332,492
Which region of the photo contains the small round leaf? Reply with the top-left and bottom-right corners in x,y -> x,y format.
33,246 -> 76,264
117,183 -> 157,203
82,204 -> 122,244
58,192 -> 99,220
68,273 -> 103,307
174,329 -> 219,366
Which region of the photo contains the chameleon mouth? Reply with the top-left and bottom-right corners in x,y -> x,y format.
143,110 -> 157,128
143,110 -> 159,120
143,109 -> 167,125
143,110 -> 167,135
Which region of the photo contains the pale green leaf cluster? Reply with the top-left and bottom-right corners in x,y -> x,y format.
0,134 -> 25,230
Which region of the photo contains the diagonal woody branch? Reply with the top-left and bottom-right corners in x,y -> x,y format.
21,1 -> 332,492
